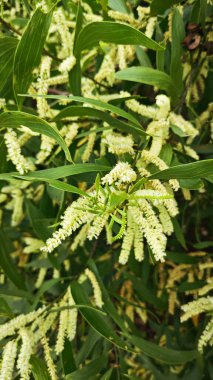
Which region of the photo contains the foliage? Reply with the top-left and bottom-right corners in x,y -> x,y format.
0,0 -> 213,379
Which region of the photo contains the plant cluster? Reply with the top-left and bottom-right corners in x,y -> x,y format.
0,0 -> 213,379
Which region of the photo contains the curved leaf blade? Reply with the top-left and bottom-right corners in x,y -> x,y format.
74,21 -> 164,56
14,163 -> 111,180
129,335 -> 199,364
71,282 -> 130,351
149,159 -> 213,180
54,106 -> 146,137
22,94 -> 142,128
66,355 -> 108,380
115,66 -> 175,96
170,8 -> 185,97
0,229 -> 27,290
31,356 -> 51,380
0,36 -> 18,99
0,111 -> 72,162
13,7 -> 52,107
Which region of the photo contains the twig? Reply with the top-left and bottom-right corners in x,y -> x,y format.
48,88 -> 69,96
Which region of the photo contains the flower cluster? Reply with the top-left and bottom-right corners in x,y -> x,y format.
41,159 -> 178,264
0,288 -> 78,379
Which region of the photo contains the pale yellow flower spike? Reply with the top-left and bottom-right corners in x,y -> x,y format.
85,268 -> 104,308
0,340 -> 17,380
17,328 -> 34,380
42,335 -> 58,380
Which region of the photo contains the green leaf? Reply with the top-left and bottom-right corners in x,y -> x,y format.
127,273 -> 166,310
179,178 -> 203,190
177,279 -> 206,293
69,60 -> 81,96
14,163 -> 111,180
172,217 -> 187,250
149,159 -> 213,180
69,1 -> 83,95
88,259 -> 127,332
73,22 -> 164,57
166,251 -> 200,264
31,278 -> 61,310
96,0 -> 108,12
54,106 -> 146,137
108,0 -> 129,13
136,46 -> 152,67
0,298 -> 14,318
46,179 -> 90,197
66,355 -> 108,380
31,356 -> 51,380
76,329 -> 101,367
0,37 -> 18,99
73,1 -> 83,54
23,94 -> 142,128
0,111 -> 72,162
71,282 -> 130,351
0,229 -> 27,290
25,199 -> 53,241
13,7 -> 52,107
62,339 -> 77,375
128,335 -> 199,365
115,67 -> 176,97
190,0 -> 207,25
171,124 -> 188,137
150,0 -> 180,16
194,241 -> 213,249
170,8 -> 185,98
15,177 -> 90,197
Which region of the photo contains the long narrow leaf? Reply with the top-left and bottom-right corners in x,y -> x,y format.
115,66 -> 175,97
13,7 -> 52,107
74,21 -> 164,57
54,106 -> 146,137
0,111 -> 72,162
149,159 -> 213,180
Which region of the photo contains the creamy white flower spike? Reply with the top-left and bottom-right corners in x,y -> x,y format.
17,328 -> 33,380
119,209 -> 135,265
0,307 -> 45,341
124,94 -> 157,119
66,288 -> 78,342
133,222 -> 144,262
102,132 -> 135,155
42,335 -> 58,380
156,204 -> 174,236
155,94 -> 171,119
87,213 -> 109,240
23,237 -> 44,254
168,112 -> 198,143
53,8 -> 72,58
198,319 -> 213,353
59,55 -> 76,73
85,268 -> 104,308
129,206 -> 166,262
102,162 -> 137,185
82,130 -> 96,162
4,129 -> 35,174
40,196 -> 94,253
140,150 -> 180,191
55,293 -> 69,355
181,297 -> 213,322
145,17 -> 157,39
176,143 -> 199,160
0,340 -> 17,380
95,49 -> 116,86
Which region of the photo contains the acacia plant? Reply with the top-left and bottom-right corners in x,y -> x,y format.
0,0 -> 213,379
